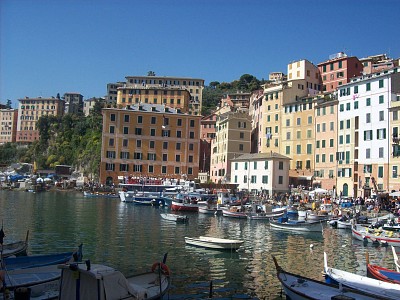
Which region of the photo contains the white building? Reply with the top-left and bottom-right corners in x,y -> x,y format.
230,152 -> 291,196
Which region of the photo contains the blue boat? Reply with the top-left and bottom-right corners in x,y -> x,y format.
3,244 -> 83,270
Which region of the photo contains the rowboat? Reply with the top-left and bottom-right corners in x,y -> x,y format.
3,244 -> 82,270
272,255 -> 381,300
58,259 -> 171,300
270,217 -> 324,232
366,253 -> 400,284
160,213 -> 188,223
83,191 -> 119,198
184,236 -> 244,250
323,252 -> 400,299
1,230 -> 29,258
351,223 -> 400,247
392,246 -> 400,272
198,206 -> 222,215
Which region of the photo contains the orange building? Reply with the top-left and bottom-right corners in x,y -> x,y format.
100,104 -> 201,185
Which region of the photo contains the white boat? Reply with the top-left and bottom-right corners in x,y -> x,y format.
270,217 -> 324,232
160,213 -> 188,223
272,256 -> 384,300
392,246 -> 400,272
58,260 -> 171,300
198,206 -> 222,215
323,252 -> 400,299
352,224 -> 400,247
184,236 -> 244,250
221,206 -> 247,219
247,211 -> 285,220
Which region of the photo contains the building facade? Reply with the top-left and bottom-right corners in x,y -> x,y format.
100,104 -> 201,184
64,93 -> 83,114
16,97 -> 65,143
0,108 -> 18,144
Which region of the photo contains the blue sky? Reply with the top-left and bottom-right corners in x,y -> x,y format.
1,0 -> 399,108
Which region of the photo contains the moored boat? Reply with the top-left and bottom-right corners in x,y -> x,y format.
323,252 -> 400,299
83,191 -> 119,198
352,223 -> 400,247
247,211 -> 285,220
366,252 -> 400,284
184,236 -> 244,250
58,258 -> 171,300
272,255 -> 381,300
160,213 -> 188,223
1,230 -> 29,258
392,246 -> 400,272
170,200 -> 199,212
221,206 -> 247,219
270,217 -> 324,233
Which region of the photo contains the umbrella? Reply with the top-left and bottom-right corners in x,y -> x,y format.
44,178 -> 52,182
313,188 -> 328,194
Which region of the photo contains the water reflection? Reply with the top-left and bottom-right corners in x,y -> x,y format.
0,190 -> 397,299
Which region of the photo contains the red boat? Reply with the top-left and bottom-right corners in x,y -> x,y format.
366,253 -> 400,284
170,200 -> 199,212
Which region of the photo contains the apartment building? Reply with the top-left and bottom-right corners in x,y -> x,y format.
313,93 -> 338,192
220,92 -> 251,110
269,72 -> 286,82
16,97 -> 65,143
106,82 -> 125,104
360,54 -> 397,75
337,67 -> 400,198
64,92 -> 83,114
287,59 -> 321,93
100,104 -> 201,184
210,110 -> 251,184
124,75 -> 205,115
199,112 -> 217,173
249,90 -> 264,153
116,86 -> 191,114
0,108 -> 18,144
230,152 -> 290,196
83,97 -> 106,116
390,92 -> 400,192
318,52 -> 363,93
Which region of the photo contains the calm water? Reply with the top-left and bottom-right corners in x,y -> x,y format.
0,190 -> 397,299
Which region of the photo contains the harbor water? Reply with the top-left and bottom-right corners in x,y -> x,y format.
0,190 -> 397,299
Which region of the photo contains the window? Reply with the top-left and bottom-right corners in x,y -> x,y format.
307,144 -> 312,154
177,119 -> 182,126
106,151 -> 116,159
354,86 -> 358,94
366,82 -> 371,91
136,140 -> 141,148
279,161 -> 283,170
366,98 -> 371,106
147,153 -> 156,160
110,114 -> 116,122
340,104 -> 344,112
262,176 -> 268,184
119,164 -> 129,171
105,163 -> 115,171
161,166 -> 167,174
379,95 -> 384,104
150,128 -> 156,136
379,147 -> 384,158
296,145 -> 301,154
379,79 -> 384,88
162,154 -> 167,161
190,120 -> 195,127
330,121 -> 334,131
364,130 -> 373,140
346,134 -> 350,144
286,146 -> 290,155
175,154 -> 181,162
148,165 -> 154,173
278,176 -> 283,184
124,115 -> 130,122
379,111 -> 384,121
109,138 -> 114,147
297,118 -> 301,125
163,141 -> 168,149
354,101 -> 358,109
378,166 -> 383,178
322,140 -> 326,148
366,113 -> 371,123
189,132 -> 194,139
393,166 -> 398,178
366,148 -> 371,159
339,135 -> 343,144
264,161 -> 268,169
109,126 -> 115,134
135,128 -> 142,135
189,143 -> 194,151
346,103 -> 350,111
377,128 -> 386,139
330,139 -> 334,147
340,120 -> 344,130
120,151 -> 129,159
239,144 -> 244,151
176,143 -> 181,150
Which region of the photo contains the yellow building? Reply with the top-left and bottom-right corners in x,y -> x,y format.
100,104 -> 201,184
116,86 -> 191,114
16,97 -> 65,143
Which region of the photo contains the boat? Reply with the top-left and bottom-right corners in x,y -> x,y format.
351,223 -> 400,247
83,191 -> 119,198
366,253 -> 400,284
3,244 -> 83,270
247,210 -> 285,220
119,191 -> 171,206
221,206 -> 247,219
393,246 -> 400,272
198,206 -> 222,215
160,213 -> 188,223
58,258 -> 171,300
270,217 -> 324,232
170,200 -> 199,212
272,255 -> 381,300
1,230 -> 29,258
184,236 -> 244,250
323,252 -> 400,299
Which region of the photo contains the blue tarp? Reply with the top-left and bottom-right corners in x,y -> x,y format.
8,174 -> 27,182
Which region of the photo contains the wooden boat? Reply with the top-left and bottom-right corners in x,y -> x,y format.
1,230 -> 29,258
58,259 -> 171,300
160,213 -> 188,223
351,223 -> 400,247
3,244 -> 83,270
392,246 -> 400,272
269,217 -> 324,232
184,236 -> 244,250
221,207 -> 247,219
366,253 -> 400,284
170,200 -> 199,212
272,255 -> 381,300
323,252 -> 400,299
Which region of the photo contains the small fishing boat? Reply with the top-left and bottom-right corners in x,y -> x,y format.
221,207 -> 247,219
270,217 -> 324,232
170,200 -> 199,212
392,246 -> 400,272
3,244 -> 82,270
351,223 -> 400,247
272,255 -> 381,300
160,213 -> 188,223
58,258 -> 171,300
323,252 -> 400,299
83,191 -> 119,198
366,253 -> 400,284
198,206 -> 222,215
184,236 -> 244,250
247,211 -> 285,220
1,230 -> 29,258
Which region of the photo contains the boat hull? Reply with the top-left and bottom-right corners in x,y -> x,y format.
170,201 -> 199,212
185,236 -> 244,250
270,219 -> 324,232
222,209 -> 247,219
352,225 -> 400,247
